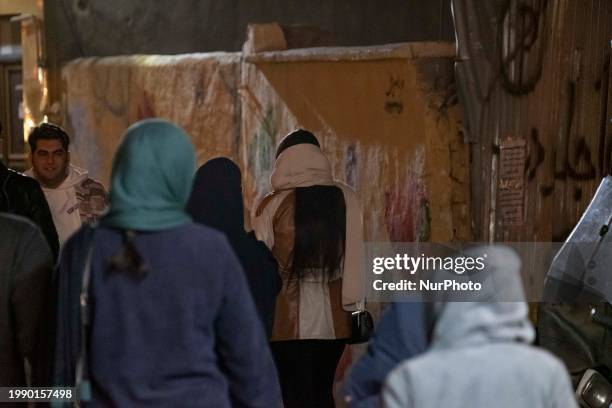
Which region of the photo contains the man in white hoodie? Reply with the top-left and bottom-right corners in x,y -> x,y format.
26,123 -> 108,246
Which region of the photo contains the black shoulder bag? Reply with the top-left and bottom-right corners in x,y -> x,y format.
348,300 -> 373,344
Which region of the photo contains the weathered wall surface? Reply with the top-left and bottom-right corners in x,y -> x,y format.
454,0 -> 612,243
44,0 -> 455,121
241,43 -> 469,242
45,0 -> 454,61
63,43 -> 469,243
63,53 -> 241,181
21,17 -> 46,137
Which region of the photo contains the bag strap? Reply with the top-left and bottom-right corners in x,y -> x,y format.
75,228 -> 95,405
6,240 -> 16,323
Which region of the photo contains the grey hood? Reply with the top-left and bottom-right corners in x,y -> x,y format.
431,246 -> 535,350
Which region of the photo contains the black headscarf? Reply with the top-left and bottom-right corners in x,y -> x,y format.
187,157 -> 280,336
276,129 -> 320,158
187,158 -> 245,238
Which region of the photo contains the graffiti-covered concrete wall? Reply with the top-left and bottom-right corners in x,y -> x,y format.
240,43 -> 469,242
63,53 -> 242,180
63,42 -> 470,243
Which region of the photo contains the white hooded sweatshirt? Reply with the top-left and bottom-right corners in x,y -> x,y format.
26,165 -> 88,245
382,247 -> 578,408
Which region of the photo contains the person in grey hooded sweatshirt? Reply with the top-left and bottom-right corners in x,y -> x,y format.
382,246 -> 578,408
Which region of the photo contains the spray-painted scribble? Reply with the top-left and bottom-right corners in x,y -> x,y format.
345,143 -> 359,188
384,181 -> 429,242
385,74 -> 405,114
248,108 -> 277,199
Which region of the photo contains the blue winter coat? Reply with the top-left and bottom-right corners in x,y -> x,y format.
53,224 -> 281,407
341,302 -> 429,407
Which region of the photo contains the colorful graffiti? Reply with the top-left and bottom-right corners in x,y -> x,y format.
247,107 -> 277,199
344,143 -> 359,189
384,179 -> 430,242
63,50 -> 465,244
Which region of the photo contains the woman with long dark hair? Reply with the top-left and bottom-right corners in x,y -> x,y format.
253,129 -> 365,407
53,119 -> 280,407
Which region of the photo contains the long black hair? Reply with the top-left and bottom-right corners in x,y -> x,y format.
277,130 -> 346,282
290,185 -> 346,282
109,230 -> 147,277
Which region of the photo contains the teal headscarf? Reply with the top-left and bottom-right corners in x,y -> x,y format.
102,118 -> 196,231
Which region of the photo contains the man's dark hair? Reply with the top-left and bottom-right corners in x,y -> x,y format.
28,123 -> 70,152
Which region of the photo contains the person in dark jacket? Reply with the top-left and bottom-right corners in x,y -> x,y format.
0,213 -> 54,388
53,119 -> 281,407
187,157 -> 281,337
0,161 -> 59,260
340,302 -> 429,407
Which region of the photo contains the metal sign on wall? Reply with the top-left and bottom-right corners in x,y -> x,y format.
498,138 -> 527,226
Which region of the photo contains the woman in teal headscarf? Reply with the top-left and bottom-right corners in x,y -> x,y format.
103,119 -> 194,231
53,119 -> 280,407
